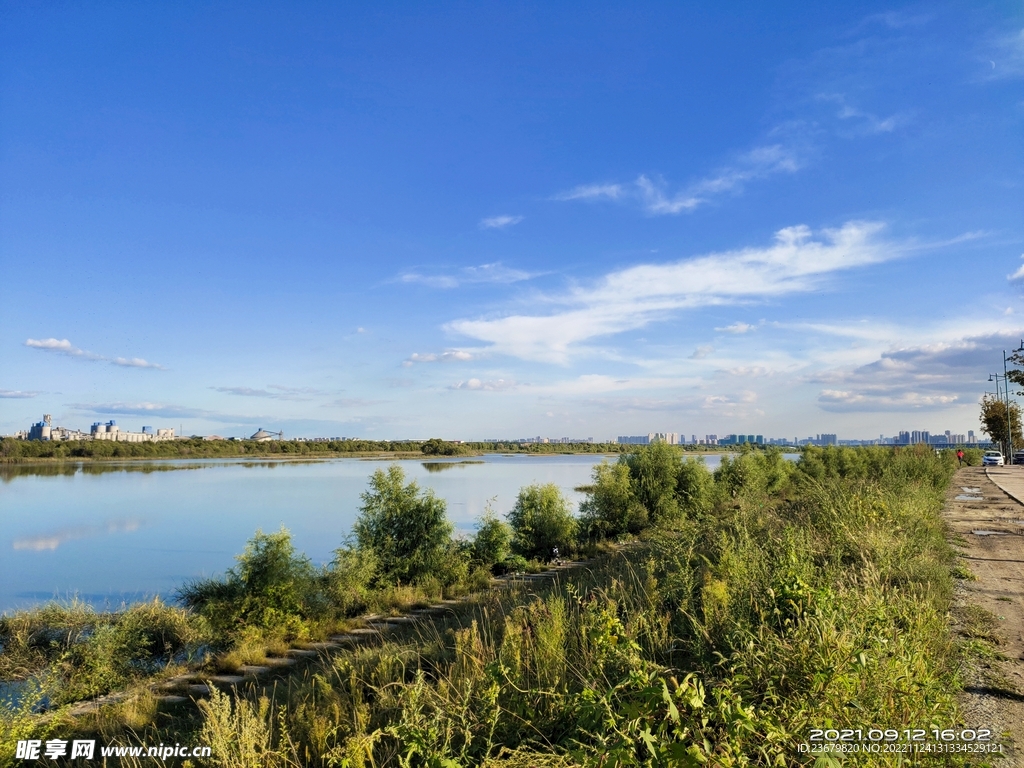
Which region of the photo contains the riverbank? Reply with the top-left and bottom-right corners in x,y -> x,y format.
0,435 -> 745,465
2,445 -> 982,766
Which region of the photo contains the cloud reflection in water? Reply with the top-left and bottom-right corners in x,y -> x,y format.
13,518 -> 144,552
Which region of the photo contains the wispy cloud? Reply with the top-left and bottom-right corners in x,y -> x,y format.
981,27 -> 1024,80
689,345 -> 714,360
327,397 -> 389,408
211,385 -> 320,401
818,93 -> 903,134
448,221 -> 894,363
716,322 -> 755,334
112,357 -> 164,369
1008,254 -> 1024,281
553,183 -> 625,202
0,389 -> 39,398
449,378 -> 516,391
404,350 -> 475,366
479,214 -> 524,230
400,262 -> 534,289
70,402 -> 210,419
554,144 -> 800,216
26,338 -> 165,370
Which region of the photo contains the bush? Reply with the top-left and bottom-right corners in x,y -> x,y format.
472,508 -> 513,566
675,457 -> 715,517
579,462 -> 647,540
621,442 -> 681,525
177,527 -> 319,635
327,546 -> 377,616
508,483 -> 577,560
353,465 -> 454,585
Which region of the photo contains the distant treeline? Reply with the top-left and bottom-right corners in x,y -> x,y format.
0,437 -> 424,461
1,435 -> 757,462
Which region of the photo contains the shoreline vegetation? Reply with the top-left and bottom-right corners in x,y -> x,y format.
0,435 -> 738,465
1,445 -> 986,765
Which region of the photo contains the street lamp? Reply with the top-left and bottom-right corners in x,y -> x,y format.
1002,340 -> 1024,465
989,373 -> 1009,459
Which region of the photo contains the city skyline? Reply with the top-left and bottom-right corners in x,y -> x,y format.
2,4 -> 1022,439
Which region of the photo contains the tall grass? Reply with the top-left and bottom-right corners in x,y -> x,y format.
2,446 -> 967,766
162,447 -> 964,766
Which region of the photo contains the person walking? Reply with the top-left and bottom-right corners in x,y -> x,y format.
957,448 -> 965,467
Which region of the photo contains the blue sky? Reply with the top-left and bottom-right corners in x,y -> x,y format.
1,2 -> 1022,441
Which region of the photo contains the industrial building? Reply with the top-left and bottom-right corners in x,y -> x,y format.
21,415 -> 175,442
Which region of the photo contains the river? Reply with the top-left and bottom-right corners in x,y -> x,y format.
0,453 -> 737,614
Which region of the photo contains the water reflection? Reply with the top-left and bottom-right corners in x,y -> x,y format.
13,518 -> 145,551
422,460 -> 486,473
0,458 -> 333,483
0,453 -> 750,614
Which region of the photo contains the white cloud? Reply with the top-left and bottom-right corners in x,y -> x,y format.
982,27 -> 1024,80
327,398 -> 389,407
809,330 -> 1024,412
71,402 -> 209,419
716,322 -> 755,334
448,221 -> 894,363
400,262 -> 533,289
0,389 -> 39,398
479,215 -> 524,230
1008,254 -> 1024,281
450,378 -> 516,391
819,93 -> 903,134
26,338 -> 95,358
553,183 -> 625,201
689,345 -> 714,360
555,144 -> 800,216
26,338 -> 165,369
211,385 -> 319,401
404,350 -> 475,366
112,357 -> 164,369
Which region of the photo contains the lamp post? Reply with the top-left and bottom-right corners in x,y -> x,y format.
1002,340 -> 1024,465
989,373 -> 1009,459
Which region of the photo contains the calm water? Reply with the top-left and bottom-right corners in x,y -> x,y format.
0,453 -> 731,614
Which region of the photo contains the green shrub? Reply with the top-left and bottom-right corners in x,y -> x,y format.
578,461 -> 647,539
353,465 -> 454,586
473,508 -> 513,566
328,546 -> 378,616
508,483 -> 577,560
621,442 -> 681,525
177,527 -> 319,635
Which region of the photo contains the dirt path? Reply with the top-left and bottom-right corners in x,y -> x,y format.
946,466 -> 1024,764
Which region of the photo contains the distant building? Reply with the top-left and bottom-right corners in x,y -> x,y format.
819,433 -> 837,446
91,420 -> 175,442
719,434 -> 764,446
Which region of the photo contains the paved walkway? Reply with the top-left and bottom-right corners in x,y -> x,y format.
947,467 -> 1024,765
987,465 -> 1024,506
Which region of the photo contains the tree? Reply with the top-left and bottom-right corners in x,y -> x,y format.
579,462 -> 648,539
979,394 -> 1023,454
177,527 -> 317,632
508,483 -> 577,560
421,438 -> 462,456
473,507 -> 513,566
622,442 -> 681,525
353,465 -> 454,585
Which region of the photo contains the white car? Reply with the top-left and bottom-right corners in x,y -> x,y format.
982,450 -> 1005,466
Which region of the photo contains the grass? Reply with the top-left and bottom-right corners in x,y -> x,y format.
2,446 -> 980,766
